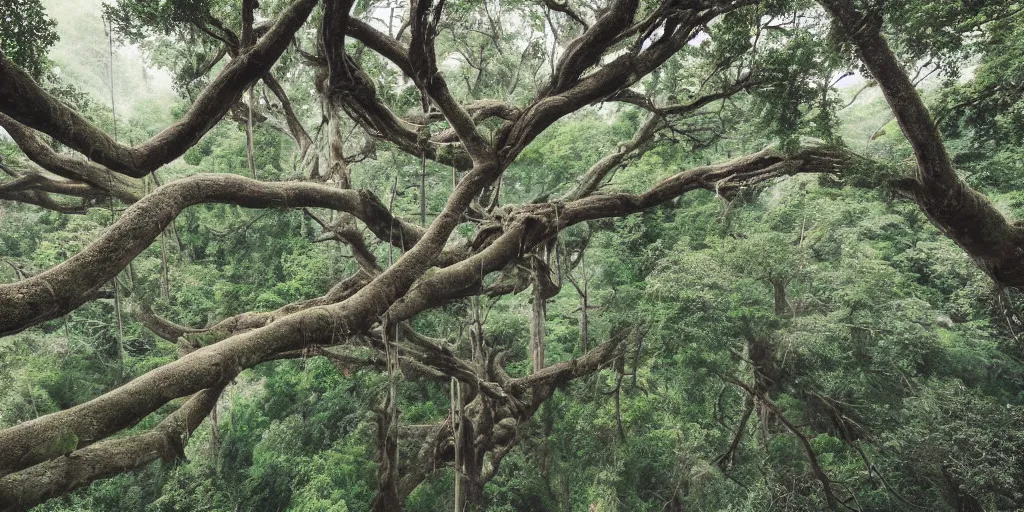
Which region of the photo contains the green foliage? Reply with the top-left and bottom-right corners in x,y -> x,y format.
5,1 -> 1024,511
0,0 -> 58,78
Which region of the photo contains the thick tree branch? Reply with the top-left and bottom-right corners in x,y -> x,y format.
323,48 -> 475,171
513,333 -> 626,392
0,112 -> 510,478
408,0 -> 493,160
0,386 -> 224,512
348,19 -> 416,76
496,2 -> 741,165
0,303 -> 351,477
545,0 -> 638,95
0,143 -> 847,486
556,146 -> 850,226
0,188 -> 90,214
820,0 -> 1024,288
0,114 -> 144,203
0,174 -> 420,337
133,302 -> 204,343
173,271 -> 373,353
0,0 -> 318,177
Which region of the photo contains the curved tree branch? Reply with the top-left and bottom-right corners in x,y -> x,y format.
820,0 -> 1024,288
0,142 -> 850,486
0,114 -> 144,203
0,174 -> 421,337
0,386 -> 225,512
496,2 -> 745,165
0,0 -> 318,177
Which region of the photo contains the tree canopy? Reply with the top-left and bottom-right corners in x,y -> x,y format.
1,0 -> 1023,510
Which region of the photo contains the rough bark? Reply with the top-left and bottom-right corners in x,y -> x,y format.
820,0 -> 1024,287
0,387 -> 224,512
0,0 -> 318,176
0,141 -> 833,482
0,114 -> 144,203
0,174 -> 429,336
495,1 -> 754,165
0,0 -> 884,503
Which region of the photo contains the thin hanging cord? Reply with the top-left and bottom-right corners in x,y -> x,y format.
158,175 -> 170,300
420,154 -> 427,227
105,18 -> 125,381
247,87 -> 257,179
107,20 -> 118,141
388,172 -> 399,266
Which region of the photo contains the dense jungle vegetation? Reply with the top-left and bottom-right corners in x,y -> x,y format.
1,0 -> 1024,510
